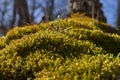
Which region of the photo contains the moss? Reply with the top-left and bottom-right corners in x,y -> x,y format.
0,14 -> 120,80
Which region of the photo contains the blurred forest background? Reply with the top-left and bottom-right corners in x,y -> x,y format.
0,0 -> 119,36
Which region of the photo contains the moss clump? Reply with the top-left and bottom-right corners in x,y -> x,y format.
0,14 -> 120,80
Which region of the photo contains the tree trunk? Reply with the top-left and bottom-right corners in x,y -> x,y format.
12,0 -> 30,26
49,0 -> 54,21
44,0 -> 54,21
68,0 -> 106,22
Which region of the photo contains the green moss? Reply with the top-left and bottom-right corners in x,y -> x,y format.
0,14 -> 120,80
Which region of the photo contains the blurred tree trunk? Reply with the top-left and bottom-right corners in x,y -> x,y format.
0,0 -> 8,35
11,0 -> 30,26
44,0 -> 54,21
49,0 -> 54,21
117,0 -> 120,30
68,0 -> 106,22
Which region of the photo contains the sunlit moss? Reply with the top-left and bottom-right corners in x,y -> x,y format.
0,13 -> 120,80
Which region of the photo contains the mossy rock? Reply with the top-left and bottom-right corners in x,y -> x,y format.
0,14 -> 120,80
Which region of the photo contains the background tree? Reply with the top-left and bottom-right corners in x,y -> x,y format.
40,0 -> 68,23
44,0 -> 54,21
0,0 -> 13,35
11,0 -> 30,26
68,0 -> 106,22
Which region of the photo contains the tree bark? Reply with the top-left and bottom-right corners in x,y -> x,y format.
44,0 -> 54,21
12,0 -> 30,26
68,0 -> 106,22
